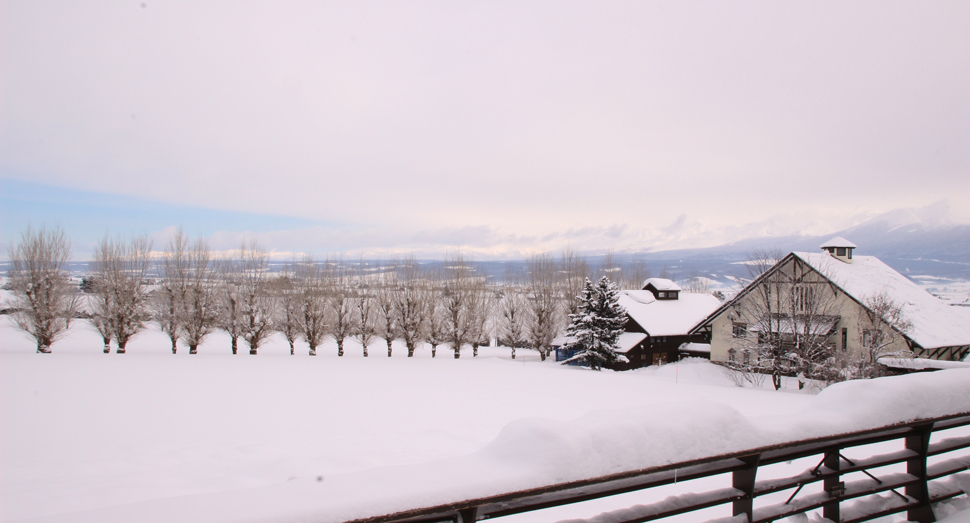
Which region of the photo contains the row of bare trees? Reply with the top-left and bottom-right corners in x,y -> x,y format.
6,226 -> 690,357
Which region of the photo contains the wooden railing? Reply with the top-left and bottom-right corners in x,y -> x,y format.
346,412 -> 970,523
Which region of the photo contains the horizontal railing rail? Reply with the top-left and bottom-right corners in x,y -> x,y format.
345,412 -> 970,523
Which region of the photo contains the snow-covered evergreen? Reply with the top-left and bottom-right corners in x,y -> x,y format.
561,276 -> 628,370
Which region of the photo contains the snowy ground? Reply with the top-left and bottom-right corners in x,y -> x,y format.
2,313 -> 970,523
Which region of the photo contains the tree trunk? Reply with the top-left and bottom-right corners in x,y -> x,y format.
454,347 -> 460,359
539,349 -> 547,361
472,344 -> 479,357
511,347 -> 516,359
117,341 -> 126,354
170,337 -> 177,354
431,344 -> 437,358
289,341 -> 295,355
231,336 -> 238,355
37,343 -> 51,354
250,347 -> 257,355
189,344 -> 198,354
773,373 -> 782,391
337,339 -> 344,357
363,345 -> 368,357
308,342 -> 316,356
407,344 -> 415,357
386,339 -> 392,357
103,337 -> 111,354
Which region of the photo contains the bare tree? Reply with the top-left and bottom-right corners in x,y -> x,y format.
618,255 -> 651,290
558,248 -> 589,319
466,286 -> 495,357
682,271 -> 713,294
373,261 -> 398,357
734,249 -> 843,390
352,262 -> 376,357
217,256 -> 245,355
297,255 -> 328,356
496,268 -> 529,359
271,270 -> 302,355
526,252 -> 561,361
239,240 -> 275,355
424,291 -> 447,358
849,291 -> 914,379
326,256 -> 354,357
6,226 -> 79,353
90,234 -> 153,353
394,255 -> 427,357
180,238 -> 219,354
442,253 -> 473,359
152,228 -> 188,354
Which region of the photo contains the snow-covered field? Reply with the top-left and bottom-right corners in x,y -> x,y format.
3,314 -> 970,523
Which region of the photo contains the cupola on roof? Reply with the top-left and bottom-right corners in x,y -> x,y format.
820,236 -> 857,249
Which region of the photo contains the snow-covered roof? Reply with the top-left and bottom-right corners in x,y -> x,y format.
877,357 -> 970,371
820,236 -> 857,249
643,278 -> 681,291
615,332 -> 648,354
794,252 -> 970,350
551,332 -> 647,354
618,291 -> 722,337
679,342 -> 711,353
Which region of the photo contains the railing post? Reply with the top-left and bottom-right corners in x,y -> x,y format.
906,422 -> 935,523
822,448 -> 841,522
733,454 -> 761,522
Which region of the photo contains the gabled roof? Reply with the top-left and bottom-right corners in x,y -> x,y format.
643,278 -> 681,291
618,290 -> 721,337
820,236 -> 857,249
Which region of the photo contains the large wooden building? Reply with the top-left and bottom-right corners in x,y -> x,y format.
691,237 -> 970,365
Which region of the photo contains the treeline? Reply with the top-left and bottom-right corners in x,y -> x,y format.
4,225 -> 681,357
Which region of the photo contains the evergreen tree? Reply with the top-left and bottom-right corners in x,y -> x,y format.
561,276 -> 628,370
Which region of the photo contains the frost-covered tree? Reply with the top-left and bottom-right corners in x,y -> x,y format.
443,253 -> 473,359
238,240 -> 275,355
558,248 -> 589,319
526,252 -> 561,361
373,263 -> 398,357
272,271 -> 302,355
152,227 -> 188,354
352,263 -> 377,357
561,277 -> 628,370
6,226 -> 80,353
326,257 -> 354,357
394,256 -> 427,357
297,255 -> 328,356
180,238 -> 219,355
496,286 -> 529,360
466,286 -> 495,357
217,257 -> 245,355
90,234 -> 153,354
423,274 -> 448,358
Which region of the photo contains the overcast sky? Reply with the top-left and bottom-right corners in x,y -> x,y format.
2,1 -> 968,259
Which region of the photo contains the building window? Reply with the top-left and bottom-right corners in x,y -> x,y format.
794,286 -> 811,312
841,328 -> 848,352
728,348 -> 737,362
837,247 -> 846,256
742,350 -> 751,365
658,291 -> 666,298
733,322 -> 747,338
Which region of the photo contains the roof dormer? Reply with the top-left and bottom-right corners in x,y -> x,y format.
642,278 -> 681,300
821,236 -> 856,264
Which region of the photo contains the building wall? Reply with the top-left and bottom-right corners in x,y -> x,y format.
709,257 -> 911,364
